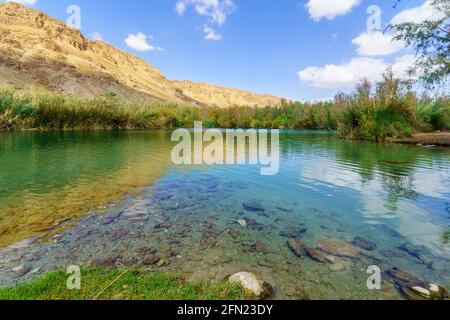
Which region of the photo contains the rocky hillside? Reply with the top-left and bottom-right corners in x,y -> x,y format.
172,81 -> 285,108
0,2 -> 284,108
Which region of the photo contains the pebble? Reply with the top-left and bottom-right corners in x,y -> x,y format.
12,265 -> 30,277
143,255 -> 161,266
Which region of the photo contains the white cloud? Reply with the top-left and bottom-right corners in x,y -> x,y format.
125,33 -> 162,52
298,55 -> 416,89
203,26 -> 223,41
175,0 -> 236,25
175,1 -> 187,15
5,0 -> 37,5
306,0 -> 361,21
391,54 -> 417,79
391,0 -> 446,25
352,31 -> 405,56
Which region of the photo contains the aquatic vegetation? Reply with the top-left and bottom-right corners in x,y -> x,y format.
444,231 -> 450,244
0,268 -> 251,300
1,77 -> 447,143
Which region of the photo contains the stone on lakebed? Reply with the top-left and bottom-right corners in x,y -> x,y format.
287,239 -> 305,257
305,247 -> 327,263
316,239 -> 361,260
242,201 -> 265,212
402,284 -> 448,300
352,236 -> 377,251
279,226 -> 307,239
12,265 -> 30,277
143,255 -> 161,266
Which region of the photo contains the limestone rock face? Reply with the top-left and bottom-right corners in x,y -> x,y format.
0,2 -> 286,108
229,272 -> 274,299
172,81 -> 286,108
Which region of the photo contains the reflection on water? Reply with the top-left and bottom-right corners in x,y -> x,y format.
0,130 -> 449,299
0,131 -> 173,247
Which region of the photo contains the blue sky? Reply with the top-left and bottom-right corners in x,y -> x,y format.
10,0 -> 435,101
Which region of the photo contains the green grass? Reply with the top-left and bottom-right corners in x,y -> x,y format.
0,268 -> 253,300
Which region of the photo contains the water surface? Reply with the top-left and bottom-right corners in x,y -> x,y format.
0,130 -> 449,299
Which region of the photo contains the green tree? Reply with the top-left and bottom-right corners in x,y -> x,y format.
389,0 -> 450,88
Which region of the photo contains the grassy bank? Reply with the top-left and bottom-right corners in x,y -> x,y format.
0,268 -> 252,300
0,72 -> 448,142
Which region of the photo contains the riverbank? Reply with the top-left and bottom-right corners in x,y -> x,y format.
0,85 -> 448,143
388,133 -> 450,147
0,268 -> 251,300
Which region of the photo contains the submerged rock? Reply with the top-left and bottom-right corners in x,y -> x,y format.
135,247 -> 157,257
12,265 -> 30,277
428,284 -> 449,300
243,217 -> 264,231
227,228 -> 239,239
237,219 -> 247,228
279,227 -> 307,239
379,248 -> 409,259
402,284 -> 449,300
243,201 -> 265,212
305,247 -> 327,263
109,228 -> 128,241
127,214 -> 149,223
398,243 -> 433,269
287,239 -> 305,257
250,242 -> 274,254
276,206 -> 293,212
378,225 -> 402,238
329,261 -> 346,272
143,255 -> 161,266
100,217 -> 114,225
353,236 -> 377,251
316,239 -> 361,260
92,256 -> 120,268
258,259 -> 275,268
229,272 -> 274,299
154,220 -> 172,229
386,267 -> 424,287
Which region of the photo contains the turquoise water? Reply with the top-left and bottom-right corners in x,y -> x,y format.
0,130 -> 449,299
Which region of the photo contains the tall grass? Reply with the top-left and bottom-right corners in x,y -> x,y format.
337,73 -> 449,142
0,87 -> 340,131
0,73 -> 448,142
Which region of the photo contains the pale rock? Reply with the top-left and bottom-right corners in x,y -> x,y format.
229,272 -> 274,299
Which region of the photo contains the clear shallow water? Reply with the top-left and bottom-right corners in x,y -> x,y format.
0,130 -> 449,299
